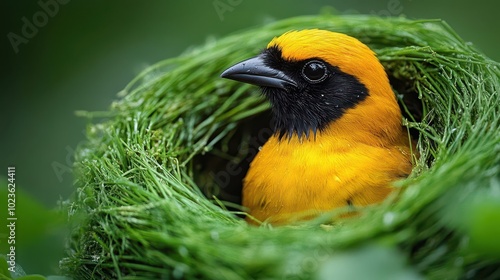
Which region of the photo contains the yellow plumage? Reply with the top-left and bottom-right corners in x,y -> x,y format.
222,29 -> 414,225
243,123 -> 412,224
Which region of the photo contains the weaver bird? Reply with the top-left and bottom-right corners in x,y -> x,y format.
221,29 -> 414,224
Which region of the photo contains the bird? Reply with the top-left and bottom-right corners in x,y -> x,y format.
220,29 -> 414,225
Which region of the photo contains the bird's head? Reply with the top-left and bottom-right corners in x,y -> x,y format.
221,29 -> 402,141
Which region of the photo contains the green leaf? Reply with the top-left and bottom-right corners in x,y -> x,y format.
0,258 -> 12,279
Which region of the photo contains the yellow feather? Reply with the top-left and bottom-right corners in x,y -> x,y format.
242,29 -> 414,224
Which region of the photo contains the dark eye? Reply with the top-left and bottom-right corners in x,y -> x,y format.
302,60 -> 328,83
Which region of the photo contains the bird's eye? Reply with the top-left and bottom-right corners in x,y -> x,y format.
302,60 -> 328,83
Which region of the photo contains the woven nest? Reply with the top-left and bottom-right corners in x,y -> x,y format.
61,14 -> 500,279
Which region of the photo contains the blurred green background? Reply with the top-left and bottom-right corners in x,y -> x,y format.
1,0 -> 498,276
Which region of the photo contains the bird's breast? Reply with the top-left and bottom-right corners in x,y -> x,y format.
242,132 -> 412,224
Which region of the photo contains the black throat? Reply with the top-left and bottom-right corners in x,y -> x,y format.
260,46 -> 369,140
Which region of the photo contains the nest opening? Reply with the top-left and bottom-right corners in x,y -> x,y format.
194,110 -> 273,207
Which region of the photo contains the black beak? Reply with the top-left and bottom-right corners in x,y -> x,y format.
220,54 -> 297,90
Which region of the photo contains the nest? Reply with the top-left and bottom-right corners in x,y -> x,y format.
61,14 -> 500,279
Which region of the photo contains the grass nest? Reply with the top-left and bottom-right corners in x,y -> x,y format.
61,14 -> 500,280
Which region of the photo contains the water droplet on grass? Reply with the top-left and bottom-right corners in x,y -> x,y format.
173,265 -> 188,279
211,230 -> 220,241
383,212 -> 396,226
179,246 -> 188,257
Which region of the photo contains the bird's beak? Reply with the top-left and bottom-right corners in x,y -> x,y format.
220,55 -> 297,89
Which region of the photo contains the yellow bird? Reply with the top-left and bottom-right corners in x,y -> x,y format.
221,29 -> 414,225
